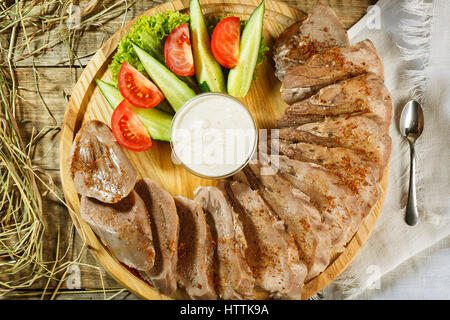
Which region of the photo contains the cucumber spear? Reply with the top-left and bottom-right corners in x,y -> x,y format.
189,0 -> 226,93
228,0 -> 265,97
96,79 -> 173,142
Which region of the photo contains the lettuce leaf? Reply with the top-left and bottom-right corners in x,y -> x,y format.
109,12 -> 269,84
109,11 -> 189,82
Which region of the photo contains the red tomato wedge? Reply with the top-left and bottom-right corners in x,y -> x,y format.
118,61 -> 164,109
164,23 -> 195,76
211,17 -> 240,69
111,100 -> 153,152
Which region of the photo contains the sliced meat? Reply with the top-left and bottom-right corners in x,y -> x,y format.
232,168 -> 250,185
280,40 -> 384,104
308,40 -> 383,75
278,139 -> 382,186
275,157 -> 353,249
135,178 -> 179,295
278,115 -> 392,169
80,191 -> 154,271
222,181 -> 307,299
273,5 -> 349,80
278,73 -> 392,131
174,196 -> 217,300
238,163 -> 331,280
274,155 -> 378,250
195,186 -> 255,300
69,120 -> 137,203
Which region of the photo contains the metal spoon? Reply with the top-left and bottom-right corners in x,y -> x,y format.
400,100 -> 424,226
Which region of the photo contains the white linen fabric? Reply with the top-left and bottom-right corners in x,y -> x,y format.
317,0 -> 450,299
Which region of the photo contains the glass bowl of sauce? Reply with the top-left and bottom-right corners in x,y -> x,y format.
170,93 -> 257,179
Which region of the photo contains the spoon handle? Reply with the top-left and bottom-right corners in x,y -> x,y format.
406,141 -> 419,226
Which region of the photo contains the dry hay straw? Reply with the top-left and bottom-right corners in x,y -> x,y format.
0,0 -> 134,299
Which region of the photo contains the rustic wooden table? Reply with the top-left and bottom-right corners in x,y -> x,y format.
6,0 -> 376,300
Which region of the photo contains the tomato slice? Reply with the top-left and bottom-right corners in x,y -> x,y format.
211,17 -> 240,69
118,61 -> 164,109
111,100 -> 153,152
164,23 -> 195,76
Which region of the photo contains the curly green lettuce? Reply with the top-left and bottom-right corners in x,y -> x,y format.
109,11 -> 189,82
109,12 -> 269,84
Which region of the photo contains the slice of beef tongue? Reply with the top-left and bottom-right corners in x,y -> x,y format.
278,115 -> 392,169
274,155 -> 378,250
69,120 -> 137,203
195,186 -> 255,300
223,180 -> 307,299
273,5 -> 349,80
80,191 -> 155,271
135,178 -> 179,295
238,163 -> 331,281
278,73 -> 392,131
174,196 -> 217,300
278,140 -> 382,203
280,40 -> 384,104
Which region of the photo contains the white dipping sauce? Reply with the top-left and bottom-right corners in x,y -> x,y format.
171,93 -> 257,178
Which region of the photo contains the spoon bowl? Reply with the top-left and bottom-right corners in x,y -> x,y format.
400,100 -> 424,141
400,100 -> 424,226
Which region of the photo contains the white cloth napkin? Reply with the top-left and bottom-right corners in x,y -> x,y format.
318,0 -> 450,299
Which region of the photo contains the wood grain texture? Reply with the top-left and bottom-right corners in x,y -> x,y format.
11,0 -> 375,68
58,0 -> 389,300
0,0 -> 377,299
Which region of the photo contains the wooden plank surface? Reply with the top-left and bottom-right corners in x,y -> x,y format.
4,0 -> 376,299
13,0 -> 376,67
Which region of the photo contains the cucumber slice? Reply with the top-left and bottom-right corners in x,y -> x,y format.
96,79 -> 173,142
189,0 -> 226,93
96,79 -> 123,107
133,44 -> 196,111
132,107 -> 173,143
227,0 -> 265,97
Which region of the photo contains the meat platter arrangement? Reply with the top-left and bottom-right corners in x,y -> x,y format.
61,0 -> 392,300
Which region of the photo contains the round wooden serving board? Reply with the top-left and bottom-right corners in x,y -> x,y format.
59,0 -> 388,300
